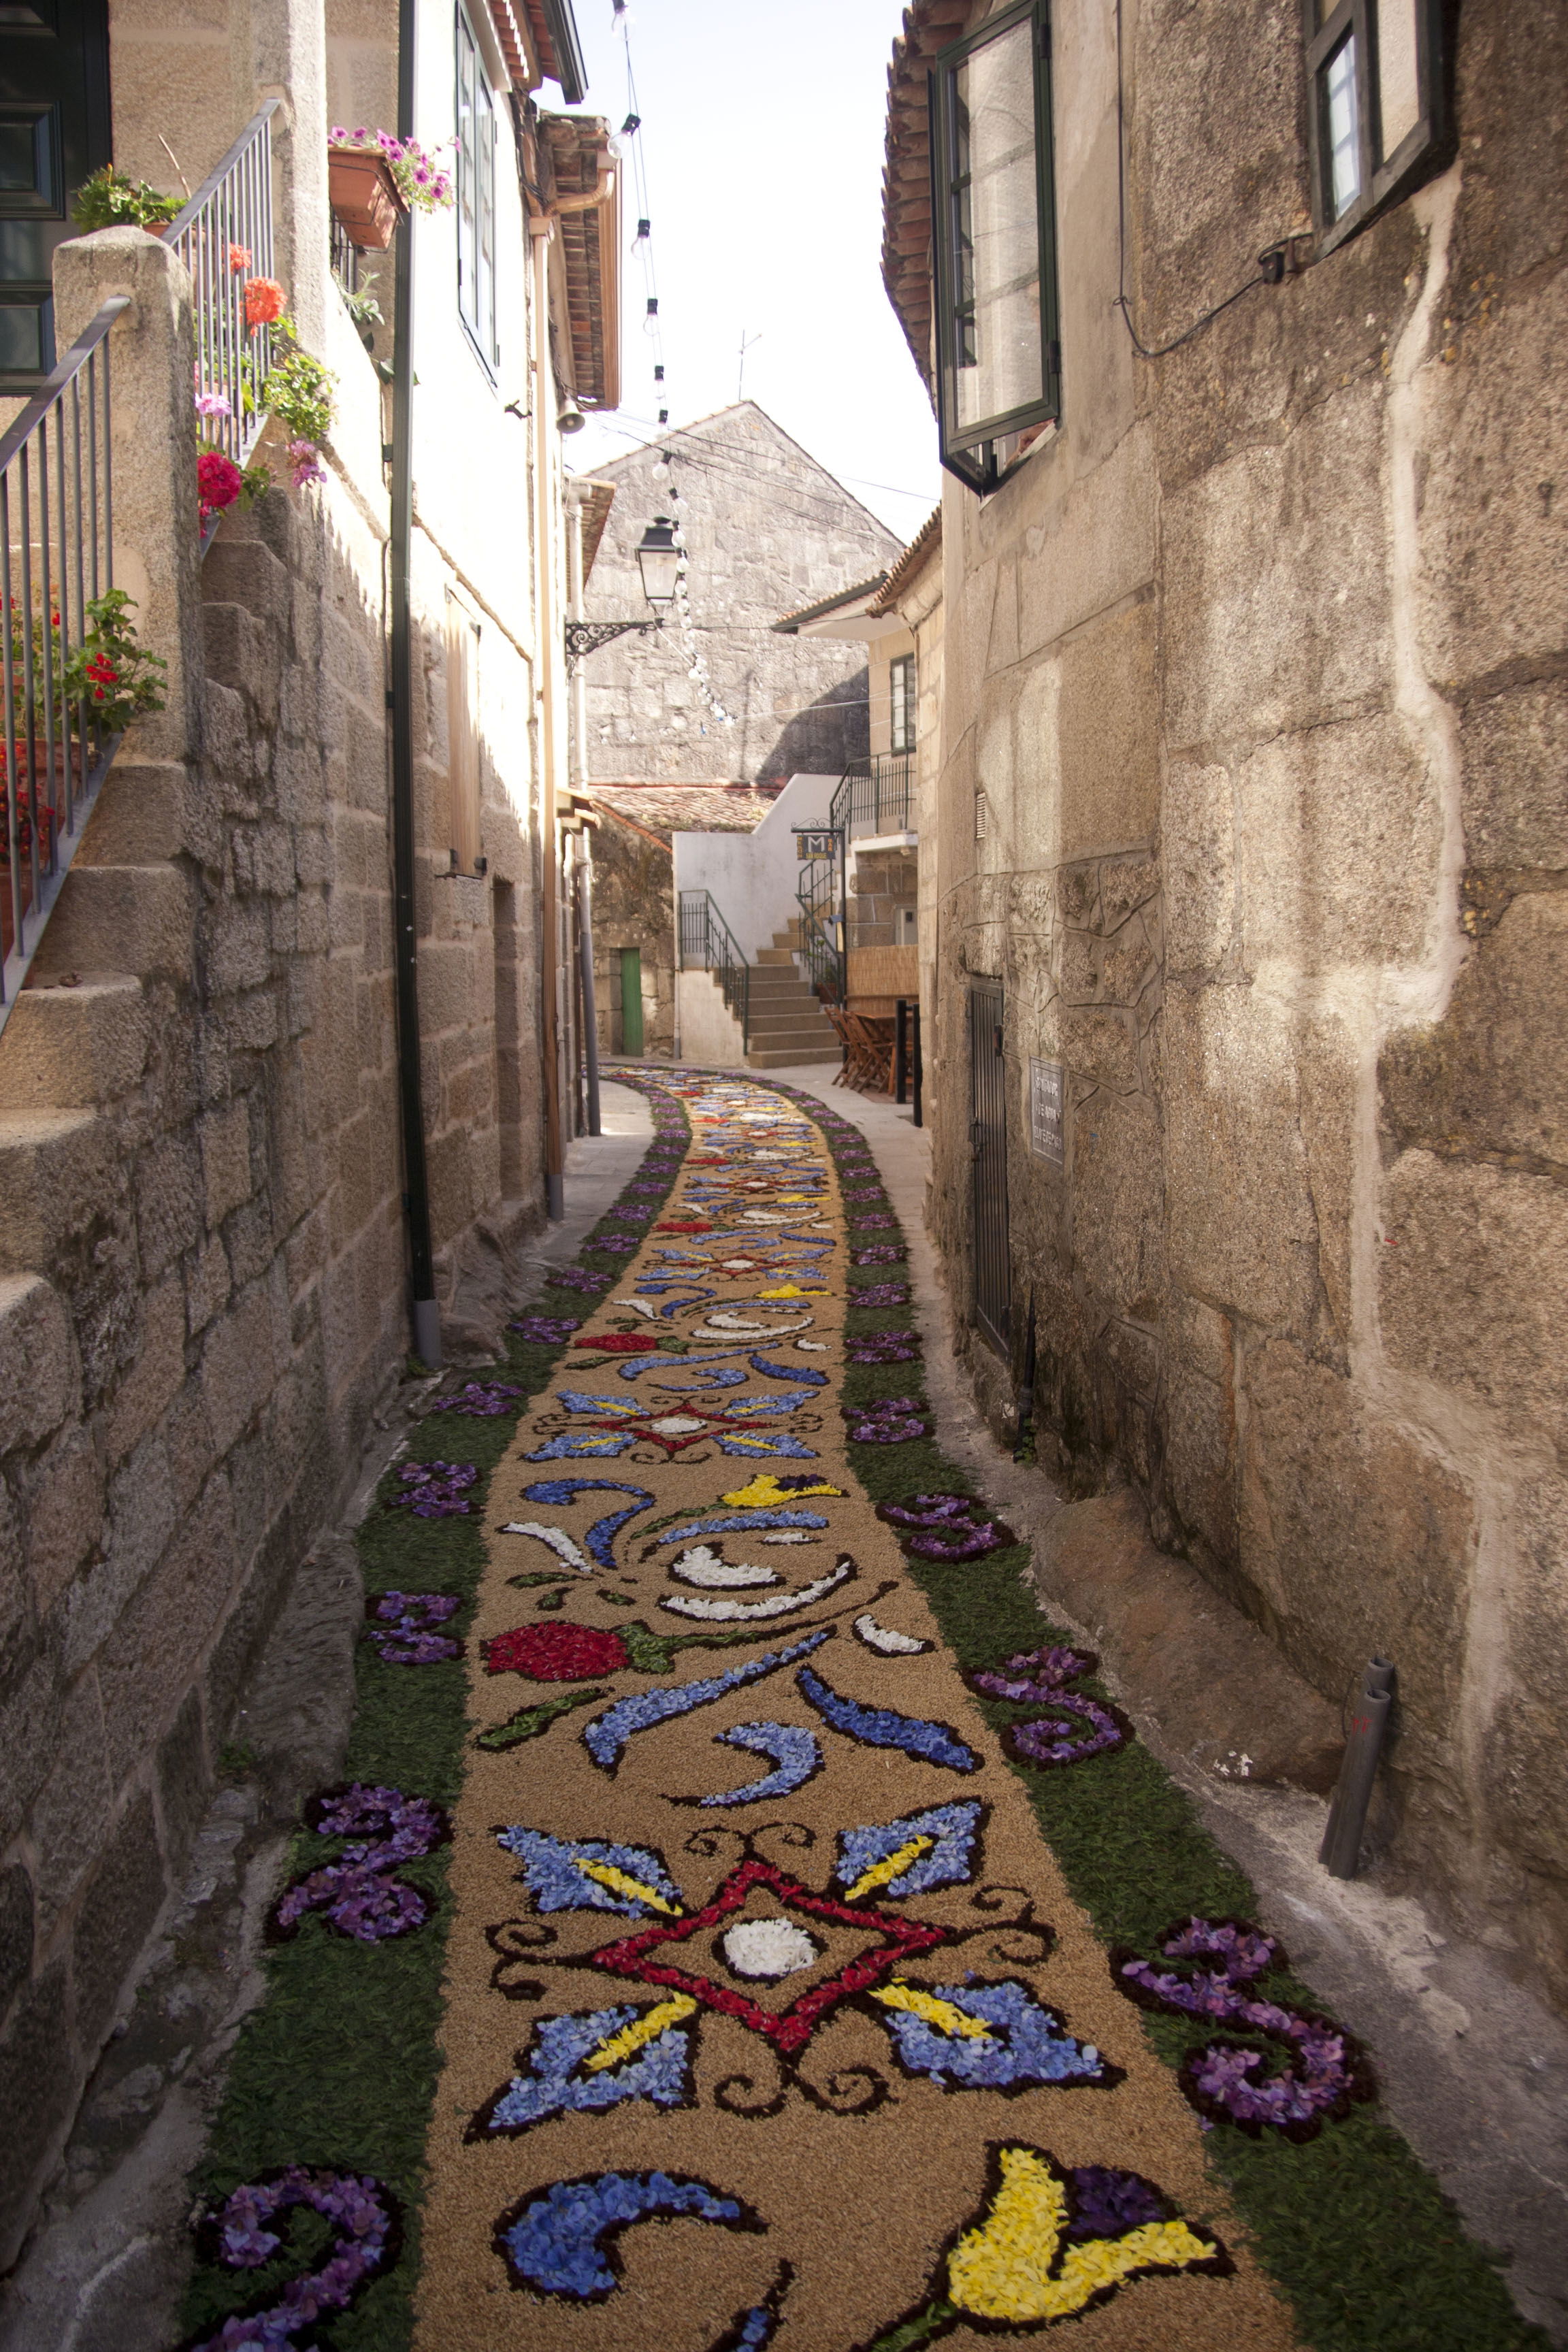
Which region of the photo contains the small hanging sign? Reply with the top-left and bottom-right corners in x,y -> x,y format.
1028,1058 -> 1064,1166
794,829 -> 836,860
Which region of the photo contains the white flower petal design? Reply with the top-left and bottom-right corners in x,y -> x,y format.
668,1544 -> 779,1589
760,1531 -> 815,1544
698,1311 -> 813,1335
659,1558 -> 853,1621
797,1341 -> 828,1352
721,1918 -> 820,1978
853,1612 -> 931,1656
495,1522 -> 593,1573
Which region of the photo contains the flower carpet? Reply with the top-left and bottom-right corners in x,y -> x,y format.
178,1072 -> 1547,2352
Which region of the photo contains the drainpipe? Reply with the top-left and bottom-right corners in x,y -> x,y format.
531,216 -> 566,1217
565,486 -> 600,1130
389,0 -> 442,1365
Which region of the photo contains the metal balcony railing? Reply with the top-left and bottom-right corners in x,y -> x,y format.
0,298 -> 130,1032
830,750 -> 915,844
168,99 -> 281,485
679,888 -> 750,1048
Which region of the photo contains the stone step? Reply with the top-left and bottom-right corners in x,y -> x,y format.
753,947 -> 796,966
746,1043 -> 842,1068
0,975 -> 149,1113
23,862 -> 191,984
746,1026 -> 838,1054
0,1107 -> 115,1275
746,976 -> 818,1002
747,1001 -> 830,1030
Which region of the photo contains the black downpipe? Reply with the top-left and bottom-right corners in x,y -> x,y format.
389,0 -> 441,1368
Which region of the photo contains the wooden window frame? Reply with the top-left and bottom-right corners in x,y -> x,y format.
455,1 -> 500,374
930,0 -> 1060,497
1303,0 -> 1450,257
444,591 -> 485,878
889,652 -> 916,754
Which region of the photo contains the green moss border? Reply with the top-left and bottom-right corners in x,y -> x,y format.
178,1080 -> 692,2351
776,1079 -> 1546,2352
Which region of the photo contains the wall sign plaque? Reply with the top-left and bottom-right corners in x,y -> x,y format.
794,829 -> 837,860
1028,1058 -> 1064,1166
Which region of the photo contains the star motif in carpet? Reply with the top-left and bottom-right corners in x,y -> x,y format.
584,1857 -> 947,2055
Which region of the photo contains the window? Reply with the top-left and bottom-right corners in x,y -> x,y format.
1305,0 -> 1448,253
455,3 -> 498,369
889,653 -> 916,754
931,0 -> 1059,495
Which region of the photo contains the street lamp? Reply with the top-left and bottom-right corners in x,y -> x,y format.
564,515 -> 680,659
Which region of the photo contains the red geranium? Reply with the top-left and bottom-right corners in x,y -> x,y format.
483,1622 -> 629,1680
197,450 -> 243,519
570,1333 -> 657,1352
244,276 -> 287,330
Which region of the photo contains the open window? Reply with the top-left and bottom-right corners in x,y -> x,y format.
455,0 -> 499,370
931,0 -> 1060,495
1305,0 -> 1449,253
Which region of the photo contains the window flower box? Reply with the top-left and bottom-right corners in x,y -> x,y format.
327,148 -> 406,251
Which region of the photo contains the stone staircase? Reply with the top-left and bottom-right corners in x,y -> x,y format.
743,921 -> 840,1068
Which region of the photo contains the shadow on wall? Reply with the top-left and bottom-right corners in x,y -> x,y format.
756,670 -> 870,785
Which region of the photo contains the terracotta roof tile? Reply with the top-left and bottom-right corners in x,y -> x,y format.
589,783 -> 783,840
882,0 -> 976,392
867,504 -> 941,613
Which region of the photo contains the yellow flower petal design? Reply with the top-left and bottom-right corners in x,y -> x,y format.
868,1977 -> 992,2040
754,1283 -> 829,1298
841,1835 -> 937,1904
945,2149 -> 1219,2324
581,1996 -> 698,2073
719,1474 -> 845,1508
572,1859 -> 681,1915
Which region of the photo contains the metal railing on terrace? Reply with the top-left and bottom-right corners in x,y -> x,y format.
0,299 -> 129,1028
794,852 -> 844,1004
679,888 -> 750,1049
830,750 -> 915,845
168,99 -> 281,486
0,105 -> 280,1030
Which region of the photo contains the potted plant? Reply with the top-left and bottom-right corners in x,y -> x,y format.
327,128 -> 454,248
71,164 -> 182,235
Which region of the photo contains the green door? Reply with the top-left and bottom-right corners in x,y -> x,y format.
619,949 -> 643,1057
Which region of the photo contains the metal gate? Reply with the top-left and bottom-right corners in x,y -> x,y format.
968,982 -> 1010,1354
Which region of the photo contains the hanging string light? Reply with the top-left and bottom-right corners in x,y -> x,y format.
608,3 -> 732,731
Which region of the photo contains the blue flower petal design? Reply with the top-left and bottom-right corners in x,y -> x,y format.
515,1480 -> 655,1568
497,1828 -> 683,1916
584,1628 -> 833,1771
879,1978 -> 1107,2091
696,1721 -> 822,1808
497,2170 -> 761,2299
834,1801 -> 986,1899
653,1509 -> 831,1546
796,1666 -> 981,1774
476,2006 -> 694,2135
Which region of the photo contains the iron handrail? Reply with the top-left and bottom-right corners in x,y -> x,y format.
678,887 -> 750,1048
168,100 -> 281,482
829,750 -> 915,844
0,297 -> 129,1034
794,847 -> 845,1003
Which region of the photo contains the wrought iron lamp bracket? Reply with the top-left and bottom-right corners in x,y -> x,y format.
564,617 -> 664,659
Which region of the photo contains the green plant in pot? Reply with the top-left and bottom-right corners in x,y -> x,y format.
71,165 -> 182,234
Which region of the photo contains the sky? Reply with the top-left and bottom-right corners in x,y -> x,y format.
561,0 -> 942,542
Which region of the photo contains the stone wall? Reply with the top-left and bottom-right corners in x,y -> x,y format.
0,170 -> 554,2255
588,807 -> 675,1060
915,0 -> 1568,2006
580,404 -> 899,786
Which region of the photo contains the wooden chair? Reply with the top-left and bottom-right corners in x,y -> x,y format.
844,1012 -> 895,1094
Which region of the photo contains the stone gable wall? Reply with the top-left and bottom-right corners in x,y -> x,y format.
581,405 -> 900,786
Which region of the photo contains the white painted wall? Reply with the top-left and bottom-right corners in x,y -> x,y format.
676,970 -> 747,1068
672,772 -> 839,963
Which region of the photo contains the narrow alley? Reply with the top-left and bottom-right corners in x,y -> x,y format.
0,0 -> 1565,2347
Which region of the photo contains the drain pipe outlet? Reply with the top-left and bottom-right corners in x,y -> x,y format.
1319,1656 -> 1394,1880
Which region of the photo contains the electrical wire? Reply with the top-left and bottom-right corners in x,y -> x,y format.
1112,0 -> 1277,358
